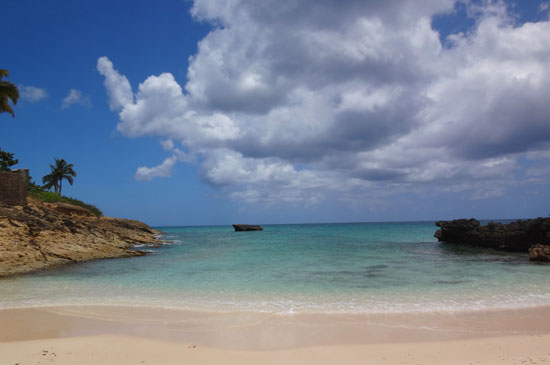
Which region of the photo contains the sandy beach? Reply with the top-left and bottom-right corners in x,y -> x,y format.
1,305 -> 550,364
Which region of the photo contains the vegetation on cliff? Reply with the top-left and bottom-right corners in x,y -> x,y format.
27,187 -> 103,217
0,148 -> 101,216
13,155 -> 102,217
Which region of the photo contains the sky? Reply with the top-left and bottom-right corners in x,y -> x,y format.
2,0 -> 550,226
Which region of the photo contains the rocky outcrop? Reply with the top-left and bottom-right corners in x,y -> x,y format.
529,244 -> 550,262
0,197 -> 161,276
435,218 -> 550,258
232,224 -> 263,231
52,202 -> 95,217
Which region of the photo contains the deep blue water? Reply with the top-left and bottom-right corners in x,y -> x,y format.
1,222 -> 549,313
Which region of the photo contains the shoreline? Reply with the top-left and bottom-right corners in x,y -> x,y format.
1,304 -> 550,347
2,298 -> 550,316
1,305 -> 550,364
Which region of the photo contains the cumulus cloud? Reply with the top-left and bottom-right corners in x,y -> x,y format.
135,147 -> 194,181
20,86 -> 47,102
62,89 -> 92,109
160,139 -> 175,151
98,0 -> 550,203
135,156 -> 178,181
97,56 -> 133,111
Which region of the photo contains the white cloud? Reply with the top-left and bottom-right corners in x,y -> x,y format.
20,86 -> 47,102
173,148 -> 195,163
160,139 -> 175,151
135,156 -> 178,182
62,89 -> 92,109
134,146 -> 194,181
97,56 -> 133,111
99,0 -> 550,204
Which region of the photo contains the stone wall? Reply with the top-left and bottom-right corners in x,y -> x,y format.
0,169 -> 28,206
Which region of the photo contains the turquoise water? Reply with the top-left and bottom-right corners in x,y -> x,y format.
1,222 -> 550,313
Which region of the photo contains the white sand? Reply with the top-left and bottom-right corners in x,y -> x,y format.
1,305 -> 550,364
2,334 -> 550,364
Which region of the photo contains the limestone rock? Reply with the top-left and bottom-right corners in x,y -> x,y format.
0,197 -> 161,276
52,202 -> 95,217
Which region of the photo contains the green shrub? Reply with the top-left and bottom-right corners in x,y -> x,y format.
28,188 -> 103,218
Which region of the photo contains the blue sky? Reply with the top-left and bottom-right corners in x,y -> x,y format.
2,0 -> 550,226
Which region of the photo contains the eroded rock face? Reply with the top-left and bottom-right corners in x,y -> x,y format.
434,218 -> 550,257
0,198 -> 161,276
232,224 -> 263,231
52,202 -> 96,217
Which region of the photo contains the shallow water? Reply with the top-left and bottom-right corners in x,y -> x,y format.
1,222 -> 549,313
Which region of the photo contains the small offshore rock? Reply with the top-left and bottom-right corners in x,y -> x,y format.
232,224 -> 263,231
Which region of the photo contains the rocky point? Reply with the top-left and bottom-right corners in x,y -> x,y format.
434,218 -> 550,261
0,197 -> 161,276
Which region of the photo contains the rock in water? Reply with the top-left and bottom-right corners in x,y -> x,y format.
529,244 -> 550,262
434,218 -> 550,253
232,224 -> 263,231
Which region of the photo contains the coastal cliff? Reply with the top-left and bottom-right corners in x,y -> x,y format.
434,218 -> 550,260
0,197 -> 161,276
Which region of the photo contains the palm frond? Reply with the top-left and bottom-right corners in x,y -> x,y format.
0,97 -> 14,117
0,73 -> 19,117
42,173 -> 55,185
0,82 -> 19,104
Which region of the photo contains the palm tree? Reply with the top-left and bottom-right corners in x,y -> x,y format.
42,158 -> 77,196
0,69 -> 19,117
42,172 -> 60,194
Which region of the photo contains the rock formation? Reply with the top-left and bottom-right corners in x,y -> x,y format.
232,224 -> 263,231
435,218 -> 550,260
529,244 -> 550,262
0,197 -> 161,276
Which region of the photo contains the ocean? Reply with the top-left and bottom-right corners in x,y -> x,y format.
1,222 -> 549,313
